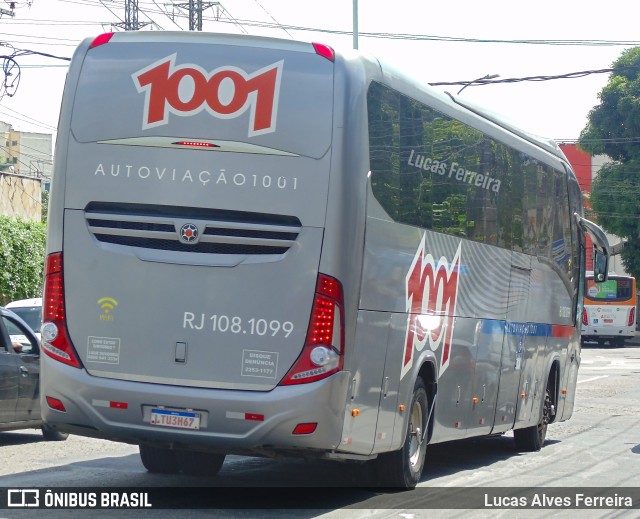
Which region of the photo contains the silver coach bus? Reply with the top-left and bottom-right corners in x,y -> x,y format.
41,31 -> 609,489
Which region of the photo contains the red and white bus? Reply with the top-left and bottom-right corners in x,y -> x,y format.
582,273 -> 636,347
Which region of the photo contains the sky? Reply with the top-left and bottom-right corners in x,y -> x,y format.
0,0 -> 639,144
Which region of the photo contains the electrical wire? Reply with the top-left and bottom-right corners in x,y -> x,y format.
429,66 -> 640,87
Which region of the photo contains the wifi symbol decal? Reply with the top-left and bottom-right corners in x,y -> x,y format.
98,297 -> 119,321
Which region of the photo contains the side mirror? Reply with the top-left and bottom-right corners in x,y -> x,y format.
575,213 -> 611,283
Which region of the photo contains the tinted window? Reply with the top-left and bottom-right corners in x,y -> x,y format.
9,306 -> 42,333
2,314 -> 38,354
367,81 -> 573,279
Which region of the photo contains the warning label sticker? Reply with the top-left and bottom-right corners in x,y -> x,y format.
87,336 -> 121,364
241,349 -> 278,379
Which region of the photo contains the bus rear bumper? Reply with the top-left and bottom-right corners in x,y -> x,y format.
41,357 -> 352,458
581,325 -> 635,341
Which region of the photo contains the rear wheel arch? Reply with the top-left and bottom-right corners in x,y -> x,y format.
546,360 -> 560,425
514,363 -> 558,452
374,375 -> 429,488
417,360 -> 437,442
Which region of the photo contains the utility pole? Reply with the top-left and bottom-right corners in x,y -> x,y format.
0,1 -> 15,18
175,0 -> 218,31
114,0 -> 150,31
353,0 -> 358,49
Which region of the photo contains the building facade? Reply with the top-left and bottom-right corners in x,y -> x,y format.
0,121 -> 52,222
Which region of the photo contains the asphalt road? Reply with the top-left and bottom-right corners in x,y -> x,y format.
625,332 -> 640,345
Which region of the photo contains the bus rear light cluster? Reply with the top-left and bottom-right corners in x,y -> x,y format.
312,42 -> 335,62
279,274 -> 344,385
582,308 -> 588,326
90,32 -> 114,49
42,253 -> 82,368
628,307 -> 635,327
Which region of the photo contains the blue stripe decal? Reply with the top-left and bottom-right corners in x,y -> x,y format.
480,320 -> 569,337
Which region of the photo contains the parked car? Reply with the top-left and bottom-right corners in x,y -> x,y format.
6,298 -> 42,352
0,305 -> 68,441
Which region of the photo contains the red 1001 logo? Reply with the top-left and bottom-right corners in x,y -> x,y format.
132,54 -> 283,137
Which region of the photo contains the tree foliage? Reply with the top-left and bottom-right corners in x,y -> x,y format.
579,47 -> 640,278
41,188 -> 49,225
0,216 -> 46,305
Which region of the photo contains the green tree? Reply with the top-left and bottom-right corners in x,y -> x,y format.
579,47 -> 640,278
0,216 -> 46,305
41,188 -> 49,224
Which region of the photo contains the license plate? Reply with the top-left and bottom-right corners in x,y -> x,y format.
150,408 -> 201,430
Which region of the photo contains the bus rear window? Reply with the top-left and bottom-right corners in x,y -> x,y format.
585,278 -> 633,301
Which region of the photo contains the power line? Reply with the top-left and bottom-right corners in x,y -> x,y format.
250,0 -> 291,38
429,66 -> 640,88
7,2 -> 640,48
0,105 -> 57,131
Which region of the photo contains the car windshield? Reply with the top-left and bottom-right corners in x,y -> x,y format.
9,306 -> 42,333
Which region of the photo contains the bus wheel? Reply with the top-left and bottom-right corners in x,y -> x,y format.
41,425 -> 68,441
139,444 -> 179,473
514,386 -> 552,452
375,377 -> 428,489
176,449 -> 225,477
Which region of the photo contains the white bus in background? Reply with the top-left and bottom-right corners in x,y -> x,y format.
582,273 -> 636,347
41,31 -> 609,488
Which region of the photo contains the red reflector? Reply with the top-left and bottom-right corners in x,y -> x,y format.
90,32 -> 114,49
312,42 -> 335,62
245,413 -> 264,421
110,401 -> 129,410
292,423 -> 317,435
172,141 -> 219,148
46,396 -> 66,412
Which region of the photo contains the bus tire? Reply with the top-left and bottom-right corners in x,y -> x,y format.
514,385 -> 552,452
375,377 -> 428,489
41,425 -> 68,441
139,444 -> 180,473
176,449 -> 225,477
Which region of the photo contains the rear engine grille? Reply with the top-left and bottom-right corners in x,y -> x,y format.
85,202 -> 301,257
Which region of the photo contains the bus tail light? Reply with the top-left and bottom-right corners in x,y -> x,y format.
279,274 -> 344,385
42,253 -> 82,368
312,43 -> 335,62
582,308 -> 588,326
90,32 -> 114,49
628,307 -> 636,327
